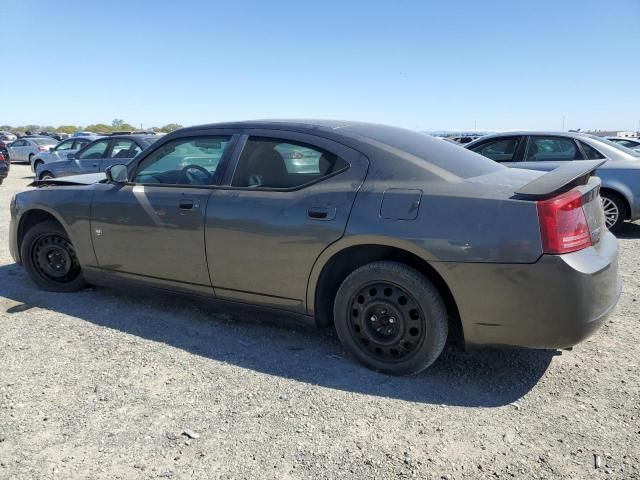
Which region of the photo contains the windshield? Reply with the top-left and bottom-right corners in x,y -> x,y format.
586,135 -> 640,157
32,138 -> 57,145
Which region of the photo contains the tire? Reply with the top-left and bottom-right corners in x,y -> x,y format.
39,171 -> 54,180
33,159 -> 43,171
20,220 -> 87,292
28,153 -> 34,164
333,261 -> 448,375
601,192 -> 625,233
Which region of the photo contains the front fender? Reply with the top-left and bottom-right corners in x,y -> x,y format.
12,188 -> 97,268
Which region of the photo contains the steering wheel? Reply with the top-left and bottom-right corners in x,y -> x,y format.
181,164 -> 212,185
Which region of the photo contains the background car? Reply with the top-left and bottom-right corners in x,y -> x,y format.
36,135 -> 157,179
30,135 -> 100,172
7,136 -> 59,164
0,152 -> 8,184
0,140 -> 10,162
606,136 -> 640,152
0,131 -> 17,143
466,131 -> 640,231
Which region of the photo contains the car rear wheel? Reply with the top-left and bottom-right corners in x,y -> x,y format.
601,193 -> 625,232
28,153 -> 34,164
39,171 -> 54,180
20,220 -> 87,292
333,261 -> 448,375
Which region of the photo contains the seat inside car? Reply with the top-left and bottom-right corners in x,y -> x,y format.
236,143 -> 289,188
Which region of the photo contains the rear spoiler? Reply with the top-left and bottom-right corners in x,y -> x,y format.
514,159 -> 606,198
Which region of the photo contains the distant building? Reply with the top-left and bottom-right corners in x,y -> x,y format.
585,129 -> 638,138
616,131 -> 638,138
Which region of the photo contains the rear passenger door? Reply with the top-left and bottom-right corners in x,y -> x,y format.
519,135 -> 585,172
73,139 -> 112,174
101,139 -> 142,171
205,130 -> 369,313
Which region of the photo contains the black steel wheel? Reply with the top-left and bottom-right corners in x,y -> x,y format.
20,220 -> 87,292
334,261 -> 448,375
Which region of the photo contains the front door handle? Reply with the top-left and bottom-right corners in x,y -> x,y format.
179,199 -> 195,210
308,205 -> 336,221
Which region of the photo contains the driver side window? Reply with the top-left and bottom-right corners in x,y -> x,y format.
134,136 -> 231,185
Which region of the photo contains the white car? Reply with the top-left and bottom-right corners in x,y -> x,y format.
7,137 -> 59,163
0,131 -> 17,143
30,136 -> 100,172
606,136 -> 640,152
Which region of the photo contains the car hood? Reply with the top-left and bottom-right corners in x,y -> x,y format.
30,172 -> 106,187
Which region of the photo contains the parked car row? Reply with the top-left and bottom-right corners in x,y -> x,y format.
465,131 -> 640,232
35,135 -> 158,179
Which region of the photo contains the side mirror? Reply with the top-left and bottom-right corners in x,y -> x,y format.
105,164 -> 128,184
66,153 -> 75,160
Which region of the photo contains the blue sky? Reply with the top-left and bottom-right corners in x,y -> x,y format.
2,0 -> 639,131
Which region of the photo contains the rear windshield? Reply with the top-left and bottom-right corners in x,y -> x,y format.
586,135 -> 640,157
32,138 -> 57,145
348,124 -> 502,179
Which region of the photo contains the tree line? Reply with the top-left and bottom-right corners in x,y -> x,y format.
0,119 -> 183,134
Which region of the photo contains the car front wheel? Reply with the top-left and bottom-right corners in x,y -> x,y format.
20,220 -> 87,292
333,261 -> 448,375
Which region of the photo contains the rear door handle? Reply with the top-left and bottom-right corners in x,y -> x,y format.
179,199 -> 195,210
308,205 -> 336,221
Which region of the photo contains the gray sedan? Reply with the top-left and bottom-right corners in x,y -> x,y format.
30,136 -> 100,172
466,131 -> 640,231
7,137 -> 59,163
9,121 -> 620,375
606,136 -> 640,152
36,135 -> 157,179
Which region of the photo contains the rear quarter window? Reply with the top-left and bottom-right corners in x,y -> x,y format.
347,125 -> 502,179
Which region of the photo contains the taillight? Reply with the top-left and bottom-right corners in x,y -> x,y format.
38,146 -> 47,151
537,189 -> 592,254
0,153 -> 4,161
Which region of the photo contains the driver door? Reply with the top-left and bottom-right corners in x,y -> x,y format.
90,133 -> 236,294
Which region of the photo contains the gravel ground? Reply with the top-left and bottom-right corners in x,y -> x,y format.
0,164 -> 638,479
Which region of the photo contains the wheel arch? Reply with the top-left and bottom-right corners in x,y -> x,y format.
17,208 -> 69,256
308,238 -> 464,346
600,187 -> 631,220
599,185 -> 631,220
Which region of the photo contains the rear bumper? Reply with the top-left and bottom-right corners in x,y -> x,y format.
434,231 -> 621,349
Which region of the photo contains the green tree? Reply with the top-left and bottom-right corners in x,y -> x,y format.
160,123 -> 183,133
119,123 -> 136,131
112,118 -> 124,128
85,123 -> 113,133
55,125 -> 80,134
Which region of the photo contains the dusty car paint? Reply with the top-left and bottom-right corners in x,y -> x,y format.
10,120 -> 621,351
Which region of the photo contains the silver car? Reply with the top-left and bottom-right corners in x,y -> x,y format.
30,136 -> 100,172
7,137 -> 59,164
466,131 -> 640,231
0,131 -> 17,143
606,136 -> 640,152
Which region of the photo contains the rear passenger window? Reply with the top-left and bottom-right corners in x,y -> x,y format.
526,137 -> 583,162
232,138 -> 348,189
471,138 -> 521,162
580,142 -> 605,160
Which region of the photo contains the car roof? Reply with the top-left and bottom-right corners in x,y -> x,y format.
181,119 -> 471,148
